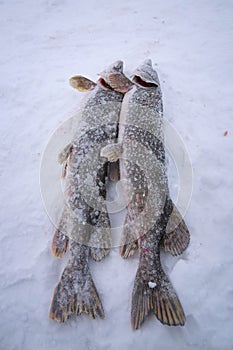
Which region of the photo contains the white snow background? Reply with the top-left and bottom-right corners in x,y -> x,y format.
1,1 -> 233,349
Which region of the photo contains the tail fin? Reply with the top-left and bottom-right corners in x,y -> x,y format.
119,213 -> 138,258
131,269 -> 185,329
49,263 -> 105,322
161,202 -> 190,256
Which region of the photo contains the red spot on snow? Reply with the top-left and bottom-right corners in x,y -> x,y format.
223,131 -> 228,136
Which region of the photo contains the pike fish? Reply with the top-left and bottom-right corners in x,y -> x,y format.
49,61 -> 124,322
101,59 -> 190,329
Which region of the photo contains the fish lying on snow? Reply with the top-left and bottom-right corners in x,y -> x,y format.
49,61 -> 124,322
101,59 -> 190,329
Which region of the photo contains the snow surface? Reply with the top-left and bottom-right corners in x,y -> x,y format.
1,0 -> 233,349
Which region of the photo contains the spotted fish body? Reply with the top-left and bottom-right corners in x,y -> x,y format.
49,62 -> 124,322
101,60 -> 190,329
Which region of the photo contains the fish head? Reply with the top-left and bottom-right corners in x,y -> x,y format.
131,59 -> 160,88
98,60 -> 124,90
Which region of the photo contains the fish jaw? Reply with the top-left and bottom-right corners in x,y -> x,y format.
108,72 -> 134,93
69,75 -> 97,91
98,60 -> 124,87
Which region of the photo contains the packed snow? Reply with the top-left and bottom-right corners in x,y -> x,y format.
1,1 -> 233,349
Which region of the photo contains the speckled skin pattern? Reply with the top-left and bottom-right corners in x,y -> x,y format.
50,76 -> 123,322
106,71 -> 188,329
117,84 -> 169,252
63,87 -> 122,253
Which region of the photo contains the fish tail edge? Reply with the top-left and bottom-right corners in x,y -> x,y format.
49,266 -> 105,322
131,270 -> 185,329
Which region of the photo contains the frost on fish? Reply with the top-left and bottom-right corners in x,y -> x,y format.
50,61 -> 124,322
104,59 -> 189,329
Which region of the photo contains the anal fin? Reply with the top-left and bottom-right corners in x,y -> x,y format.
119,213 -> 138,258
162,201 -> 190,256
52,229 -> 69,258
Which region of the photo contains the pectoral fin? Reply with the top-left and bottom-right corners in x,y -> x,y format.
58,143 -> 73,178
100,143 -> 123,163
69,75 -> 96,92
58,143 -> 73,164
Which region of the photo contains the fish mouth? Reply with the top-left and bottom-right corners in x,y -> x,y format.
132,75 -> 158,88
97,77 -> 114,90
98,60 -> 124,89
